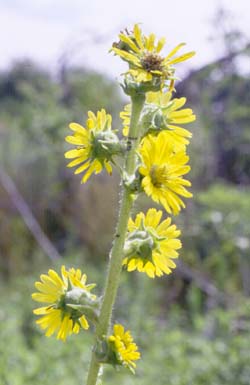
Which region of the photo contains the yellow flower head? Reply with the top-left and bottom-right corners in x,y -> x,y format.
32,266 -> 97,341
121,91 -> 195,151
139,131 -> 192,215
108,324 -> 140,373
123,208 -> 181,278
65,109 -> 119,183
112,24 -> 195,86
145,91 -> 195,147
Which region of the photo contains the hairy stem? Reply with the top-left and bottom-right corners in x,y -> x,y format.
86,94 -> 145,385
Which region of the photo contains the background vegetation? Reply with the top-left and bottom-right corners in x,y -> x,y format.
0,10 -> 250,384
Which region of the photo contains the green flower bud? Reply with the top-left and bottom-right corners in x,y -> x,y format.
64,287 -> 100,325
94,339 -> 115,364
140,105 -> 166,136
121,75 -> 161,97
124,228 -> 154,260
91,130 -> 123,161
123,171 -> 143,194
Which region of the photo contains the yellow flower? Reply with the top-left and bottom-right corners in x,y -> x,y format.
32,266 -> 97,341
108,324 -> 140,373
139,132 -> 192,214
145,91 -> 195,147
123,208 -> 181,278
65,109 -> 118,183
112,24 -> 195,86
121,91 -> 195,150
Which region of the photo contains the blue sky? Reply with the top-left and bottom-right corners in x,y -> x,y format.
0,0 -> 249,77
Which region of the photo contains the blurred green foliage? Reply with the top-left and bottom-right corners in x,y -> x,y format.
1,274 -> 250,385
178,40 -> 250,186
180,184 -> 250,296
0,60 -> 123,278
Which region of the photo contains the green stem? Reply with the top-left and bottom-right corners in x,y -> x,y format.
85,94 -> 145,385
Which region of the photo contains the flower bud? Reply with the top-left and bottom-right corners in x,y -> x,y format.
121,75 -> 161,97
92,130 -> 123,161
140,105 -> 165,135
124,226 -> 155,261
65,287 -> 100,324
123,171 -> 143,194
94,338 -> 114,364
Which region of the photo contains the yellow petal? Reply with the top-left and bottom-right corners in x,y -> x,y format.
67,156 -> 88,168
112,48 -> 140,66
156,37 -> 166,53
65,136 -> 85,146
69,123 -> 86,133
119,34 -> 140,53
146,33 -> 156,51
167,51 -> 196,65
134,24 -> 144,49
164,43 -> 186,61
74,161 -> 91,175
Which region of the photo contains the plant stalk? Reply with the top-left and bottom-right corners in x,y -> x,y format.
85,93 -> 145,385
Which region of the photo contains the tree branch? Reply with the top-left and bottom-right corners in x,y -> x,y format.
0,167 -> 61,261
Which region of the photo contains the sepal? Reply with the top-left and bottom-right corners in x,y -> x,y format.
140,104 -> 165,135
123,171 -> 143,194
92,131 -> 124,161
65,287 -> 101,324
121,75 -> 161,97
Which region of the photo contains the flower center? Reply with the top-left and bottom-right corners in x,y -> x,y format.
150,164 -> 169,187
141,53 -> 164,72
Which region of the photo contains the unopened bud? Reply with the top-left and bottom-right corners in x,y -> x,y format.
121,75 -> 161,97
140,104 -> 170,136
92,131 -> 123,161
65,287 -> 100,324
124,229 -> 154,260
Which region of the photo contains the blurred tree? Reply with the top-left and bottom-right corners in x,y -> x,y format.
0,61 -> 123,278
178,8 -> 250,185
